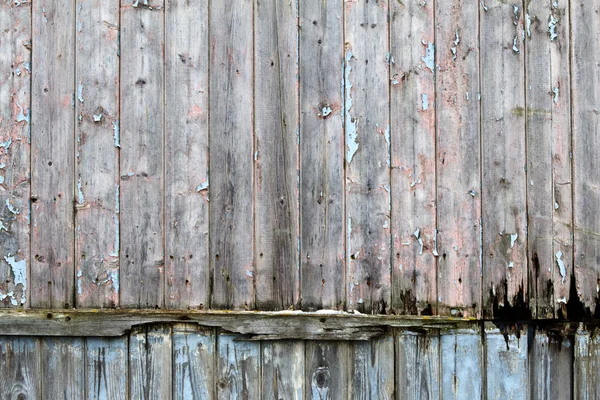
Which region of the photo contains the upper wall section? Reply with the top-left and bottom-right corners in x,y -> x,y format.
0,0 -> 596,319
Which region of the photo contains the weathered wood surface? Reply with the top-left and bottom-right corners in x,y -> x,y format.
85,336 -> 127,400
306,341 -> 350,399
396,330 -> 440,400
119,0 -> 165,308
344,0 -> 391,315
129,324 -> 172,399
574,326 -> 600,400
390,0 -> 437,316
530,330 -> 572,400
42,337 -> 85,399
254,0 -> 300,311
440,329 -> 482,400
75,0 -> 120,309
299,0 -> 345,311
0,337 -> 41,399
209,0 -> 255,311
164,0 -> 210,310
262,340 -> 304,400
172,324 -> 215,400
572,0 -> 600,317
480,0 -> 528,319
525,0 -> 572,319
435,0 -> 481,319
350,335 -> 395,399
216,333 -> 260,399
0,0 -> 30,308
31,0 -> 76,308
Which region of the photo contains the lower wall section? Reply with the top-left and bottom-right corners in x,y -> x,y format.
0,323 -> 596,399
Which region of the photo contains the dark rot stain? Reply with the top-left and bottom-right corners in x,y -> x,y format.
487,280 -> 531,321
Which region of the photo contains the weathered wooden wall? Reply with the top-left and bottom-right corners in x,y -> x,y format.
0,0 -> 597,318
2,322 -> 599,399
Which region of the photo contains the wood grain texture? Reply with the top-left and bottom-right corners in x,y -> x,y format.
396,330 -> 440,400
484,324 -> 529,400
129,324 -> 172,400
0,337 -> 41,399
299,0 -> 345,311
390,0 -> 437,316
85,337 -> 127,400
42,337 -> 85,399
440,329 -> 482,400
75,0 -> 120,309
480,0 -> 528,318
344,0 -> 391,315
0,0 -> 31,308
525,0 -> 572,319
172,324 -> 215,400
435,0 -> 482,318
119,0 -> 165,308
254,0 -> 299,311
164,0 -> 210,310
529,330 -> 572,400
216,334 -> 260,399
209,0 -> 255,310
574,327 -> 600,400
305,341 -> 349,400
261,340 -> 304,400
572,0 -> 600,316
31,0 -> 75,308
350,334 -> 395,399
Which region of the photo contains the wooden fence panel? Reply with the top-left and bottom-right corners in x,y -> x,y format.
440,329 -> 483,400
172,324 -> 215,400
0,0 -> 31,308
305,341 -> 350,400
529,331 -> 572,400
396,330 -> 441,400
390,0 -> 437,316
42,337 -> 85,399
261,340 -> 304,400
85,337 -> 128,400
0,337 -> 41,399
129,324 -> 172,400
216,334 -> 260,399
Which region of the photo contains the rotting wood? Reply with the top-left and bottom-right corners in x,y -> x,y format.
574,324 -> 600,400
164,0 -> 210,310
31,0 -> 76,308
305,341 -> 350,399
299,0 -> 345,311
436,0 -> 482,319
440,329 -> 483,400
85,336 -> 127,400
0,0 -> 31,309
529,330 -> 572,400
120,0 -> 165,308
209,0 -> 255,311
344,0 -> 391,315
525,0 -> 572,319
390,0 -> 438,316
75,0 -> 120,309
396,330 -> 441,400
0,309 -> 478,338
254,0 -> 300,311
480,0 -> 528,319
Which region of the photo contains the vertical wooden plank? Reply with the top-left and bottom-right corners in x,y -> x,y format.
480,0 -> 528,318
390,0 -> 437,316
344,0 -> 391,315
350,335 -> 395,399
75,0 -> 120,309
572,0 -> 600,316
435,0 -> 482,318
129,324 -> 172,400
530,331 -> 572,400
216,334 -> 260,399
120,0 -> 165,308
209,0 -> 255,310
31,0 -> 75,308
254,0 -> 299,311
574,326 -> 600,400
440,329 -> 483,400
0,0 -> 31,308
299,0 -> 345,311
172,324 -> 215,400
85,337 -> 127,400
305,341 -> 349,400
42,337 -> 85,399
525,0 -> 572,319
0,337 -> 41,399
164,0 -> 210,310
261,340 -> 304,400
395,330 -> 440,400
484,323 -> 529,400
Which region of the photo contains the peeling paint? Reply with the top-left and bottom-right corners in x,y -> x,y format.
196,171 -> 209,192
421,42 -> 435,73
93,113 -> 103,122
320,105 -> 332,117
77,82 -> 84,103
5,199 -> 19,215
23,62 -> 31,73
481,0 -> 488,11
556,250 -> 566,284
525,14 -> 531,37
384,125 -> 390,167
552,87 -> 559,103
0,137 -> 12,150
554,201 -> 559,210
344,50 -> 358,163
385,52 -> 395,65
433,229 -> 439,257
16,102 -> 30,124
552,1 -> 558,8
451,28 -> 460,61
422,94 -> 429,110
548,15 -> 558,41
109,215 -> 119,257
508,261 -> 514,268
4,255 -> 26,304
413,229 -> 423,255
112,120 -> 120,148
77,270 -> 83,295
512,36 -> 519,53
77,176 -> 84,205
510,233 -> 518,248
0,221 -> 7,231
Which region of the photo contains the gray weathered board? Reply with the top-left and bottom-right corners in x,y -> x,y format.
0,0 -> 594,319
0,323 -> 592,399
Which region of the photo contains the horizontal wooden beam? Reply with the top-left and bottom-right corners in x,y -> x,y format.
0,309 -> 482,339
